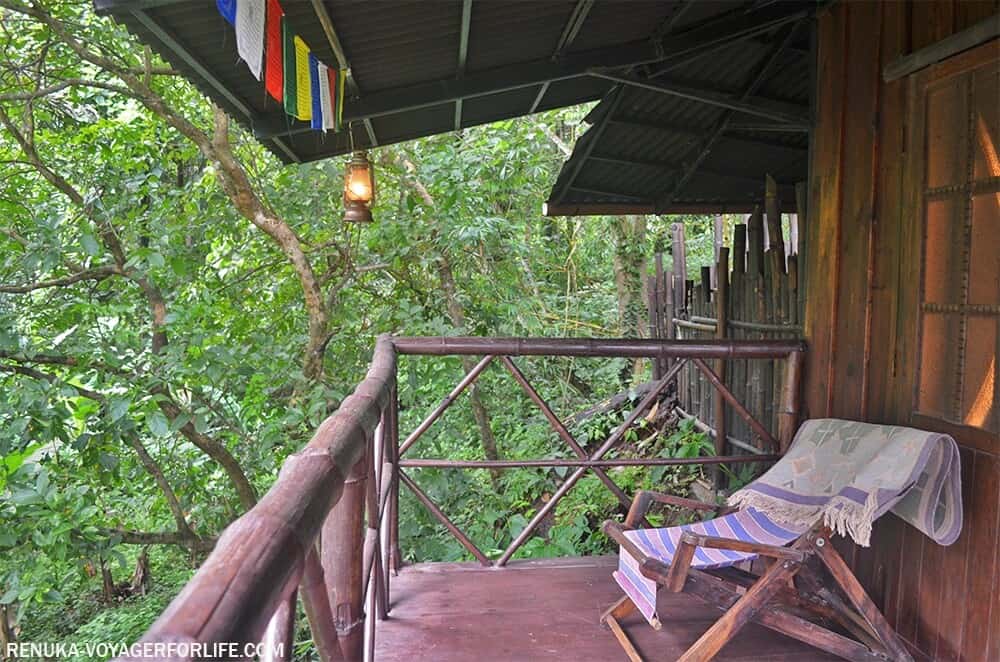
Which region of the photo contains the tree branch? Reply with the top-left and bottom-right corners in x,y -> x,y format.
0,78 -> 135,102
0,363 -> 202,538
0,264 -> 120,293
104,528 -> 215,553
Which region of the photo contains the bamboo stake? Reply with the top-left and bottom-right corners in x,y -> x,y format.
714,247 -> 730,489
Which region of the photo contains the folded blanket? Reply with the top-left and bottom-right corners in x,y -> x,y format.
728,418 -> 963,546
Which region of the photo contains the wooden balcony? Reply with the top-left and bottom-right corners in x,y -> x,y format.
375,555 -> 838,661
116,336 -> 808,662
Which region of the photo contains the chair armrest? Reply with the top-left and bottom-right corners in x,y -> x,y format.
679,531 -> 806,562
625,489 -> 720,527
602,520 -> 648,563
604,520 -> 677,583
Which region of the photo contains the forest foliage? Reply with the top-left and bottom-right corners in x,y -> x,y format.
0,1 -> 722,650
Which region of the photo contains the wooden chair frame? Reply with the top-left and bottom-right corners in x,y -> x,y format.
601,489 -> 915,662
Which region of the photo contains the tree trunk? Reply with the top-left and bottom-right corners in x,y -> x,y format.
612,215 -> 649,383
437,254 -> 501,475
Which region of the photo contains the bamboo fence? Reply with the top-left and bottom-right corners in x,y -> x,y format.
647,179 -> 806,458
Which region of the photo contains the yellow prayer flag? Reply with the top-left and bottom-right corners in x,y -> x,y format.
293,35 -> 312,121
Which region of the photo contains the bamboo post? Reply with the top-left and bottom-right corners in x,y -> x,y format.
701,267 -> 712,426
714,247 -> 729,489
777,350 -> 805,453
261,589 -> 296,662
655,252 -> 666,377
647,268 -> 661,379
387,383 -> 401,575
732,224 -> 747,446
795,181 -> 808,323
322,452 -> 368,662
747,207 -> 765,447
301,548 -> 342,662
671,223 -> 687,317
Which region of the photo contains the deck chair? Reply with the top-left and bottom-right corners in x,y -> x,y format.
601,418 -> 964,662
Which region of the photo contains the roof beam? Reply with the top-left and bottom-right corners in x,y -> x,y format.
657,20 -> 804,209
608,117 -> 806,152
258,2 -> 810,139
310,0 -> 352,75
569,185 -> 647,202
587,70 -> 808,125
128,9 -> 299,163
553,0 -> 595,56
544,201 -> 780,217
588,154 -> 797,190
454,0 -> 473,130
530,0 -> 594,114
528,81 -> 550,114
549,86 -> 626,205
727,121 -> 808,132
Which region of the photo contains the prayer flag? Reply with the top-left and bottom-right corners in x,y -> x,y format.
217,0 -> 236,25
264,0 -> 283,102
282,19 -> 298,118
293,36 -> 312,121
235,0 -> 265,80
318,61 -> 334,132
309,54 -> 323,130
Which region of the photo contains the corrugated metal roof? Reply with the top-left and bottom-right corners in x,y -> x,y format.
95,0 -> 817,176
545,16 -> 812,215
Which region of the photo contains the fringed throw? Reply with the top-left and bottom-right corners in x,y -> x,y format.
728,418 -> 963,547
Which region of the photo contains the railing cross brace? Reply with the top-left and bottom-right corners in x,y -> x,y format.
496,358 -> 688,566
499,355 -> 655,529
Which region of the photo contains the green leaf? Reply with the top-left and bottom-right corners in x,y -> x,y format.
80,232 -> 100,256
41,589 -> 63,603
0,532 -> 15,547
146,410 -> 169,436
109,396 -> 130,422
98,452 -> 119,471
169,412 -> 191,432
0,589 -> 18,605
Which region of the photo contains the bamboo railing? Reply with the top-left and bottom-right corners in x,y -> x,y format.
116,336 -> 805,662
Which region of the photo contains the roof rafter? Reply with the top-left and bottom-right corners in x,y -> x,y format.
530,0 -> 595,114
553,0 -> 595,56
588,153 -> 790,182
587,70 -> 808,125
257,2 -> 811,140
569,185 -> 647,202
655,20 -> 804,210
454,0 -> 473,130
607,117 -> 807,152
310,0 -> 378,147
549,86 -> 626,206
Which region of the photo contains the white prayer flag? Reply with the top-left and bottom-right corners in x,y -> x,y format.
236,0 -> 265,80
318,62 -> 335,132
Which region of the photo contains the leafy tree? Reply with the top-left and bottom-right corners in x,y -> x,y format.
0,0 -> 714,645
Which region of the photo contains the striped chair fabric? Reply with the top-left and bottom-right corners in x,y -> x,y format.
613,507 -> 806,626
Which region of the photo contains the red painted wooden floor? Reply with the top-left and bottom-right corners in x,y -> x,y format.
372,555 -> 840,661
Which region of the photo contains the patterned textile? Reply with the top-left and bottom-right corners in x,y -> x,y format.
729,418 -> 963,547
613,508 -> 805,626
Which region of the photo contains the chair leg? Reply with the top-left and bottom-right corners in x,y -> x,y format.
605,612 -> 645,662
601,595 -> 638,626
678,558 -> 801,662
815,539 -> 914,662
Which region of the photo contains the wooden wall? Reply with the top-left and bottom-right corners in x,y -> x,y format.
803,1 -> 999,660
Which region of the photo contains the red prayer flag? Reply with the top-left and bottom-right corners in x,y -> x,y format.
264,0 -> 284,102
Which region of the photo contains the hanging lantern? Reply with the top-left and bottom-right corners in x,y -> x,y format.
343,150 -> 375,223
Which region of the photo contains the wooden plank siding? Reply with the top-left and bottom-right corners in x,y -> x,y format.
803,2 -> 999,660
